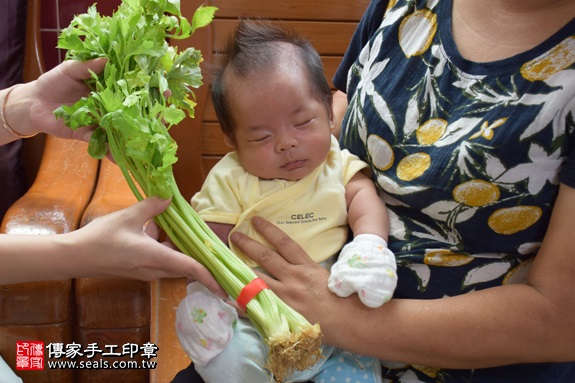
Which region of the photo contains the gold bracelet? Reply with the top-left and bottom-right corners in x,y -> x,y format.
0,84 -> 38,139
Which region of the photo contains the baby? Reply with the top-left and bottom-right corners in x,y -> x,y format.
176,20 -> 397,383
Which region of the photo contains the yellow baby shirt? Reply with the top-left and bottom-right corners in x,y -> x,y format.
191,136 -> 369,267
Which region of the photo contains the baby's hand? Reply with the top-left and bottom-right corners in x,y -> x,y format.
328,234 -> 397,308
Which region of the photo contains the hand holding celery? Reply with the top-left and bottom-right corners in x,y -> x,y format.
53,1 -> 322,381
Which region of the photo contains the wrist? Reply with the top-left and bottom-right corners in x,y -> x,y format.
52,232 -> 79,279
1,84 -> 38,139
353,233 -> 387,247
320,293 -> 369,349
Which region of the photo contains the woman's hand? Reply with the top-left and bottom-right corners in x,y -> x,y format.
32,59 -> 107,141
70,197 -> 226,297
4,59 -> 107,142
230,216 -> 334,325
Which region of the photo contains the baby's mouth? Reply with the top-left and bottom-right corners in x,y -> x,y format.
282,160 -> 306,171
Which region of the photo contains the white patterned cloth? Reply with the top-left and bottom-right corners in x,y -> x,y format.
175,282 -> 238,367
328,234 -> 397,308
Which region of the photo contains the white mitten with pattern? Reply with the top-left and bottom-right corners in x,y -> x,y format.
328,234 -> 397,308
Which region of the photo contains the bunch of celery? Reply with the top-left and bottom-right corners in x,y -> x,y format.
53,0 -> 321,381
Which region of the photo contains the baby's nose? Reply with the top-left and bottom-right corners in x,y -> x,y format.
276,134 -> 298,151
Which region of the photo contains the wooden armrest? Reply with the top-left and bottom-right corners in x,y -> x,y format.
75,158 -> 146,332
0,136 -> 98,322
0,136 -> 99,383
75,157 -> 144,330
2,136 -> 98,236
74,158 -> 150,383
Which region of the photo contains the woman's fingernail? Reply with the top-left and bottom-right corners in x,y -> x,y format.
252,216 -> 262,226
230,232 -> 240,242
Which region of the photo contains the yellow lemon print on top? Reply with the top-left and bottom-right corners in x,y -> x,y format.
399,9 -> 437,58
503,258 -> 533,285
396,152 -> 431,181
521,35 -> 575,82
469,118 -> 507,141
368,134 -> 395,171
453,179 -> 500,207
416,118 -> 448,145
424,249 -> 474,267
488,206 -> 542,235
385,0 -> 398,13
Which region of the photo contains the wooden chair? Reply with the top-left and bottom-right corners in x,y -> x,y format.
1,1 -> 368,382
0,1 -> 99,383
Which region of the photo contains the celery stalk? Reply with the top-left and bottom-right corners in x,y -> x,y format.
53,0 -> 322,381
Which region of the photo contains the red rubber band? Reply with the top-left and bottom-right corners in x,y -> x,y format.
236,278 -> 268,312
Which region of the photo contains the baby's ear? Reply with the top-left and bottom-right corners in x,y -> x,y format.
329,113 -> 336,130
224,134 -> 236,148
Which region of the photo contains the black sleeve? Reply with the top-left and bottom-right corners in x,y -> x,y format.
332,0 -> 389,93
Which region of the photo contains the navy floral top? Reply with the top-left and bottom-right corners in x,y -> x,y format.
334,0 -> 575,381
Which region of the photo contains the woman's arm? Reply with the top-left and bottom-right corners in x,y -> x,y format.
1,197 -> 225,296
230,183 -> 575,368
331,90 -> 348,139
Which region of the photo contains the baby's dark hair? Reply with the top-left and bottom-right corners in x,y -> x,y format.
210,19 -> 333,138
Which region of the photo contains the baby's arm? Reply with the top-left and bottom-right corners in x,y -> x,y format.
328,171 -> 397,308
345,171 -> 390,239
206,222 -> 235,246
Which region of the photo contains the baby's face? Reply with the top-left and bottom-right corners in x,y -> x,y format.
225,61 -> 334,181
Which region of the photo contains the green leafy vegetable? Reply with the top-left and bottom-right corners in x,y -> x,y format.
54,1 -> 322,381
